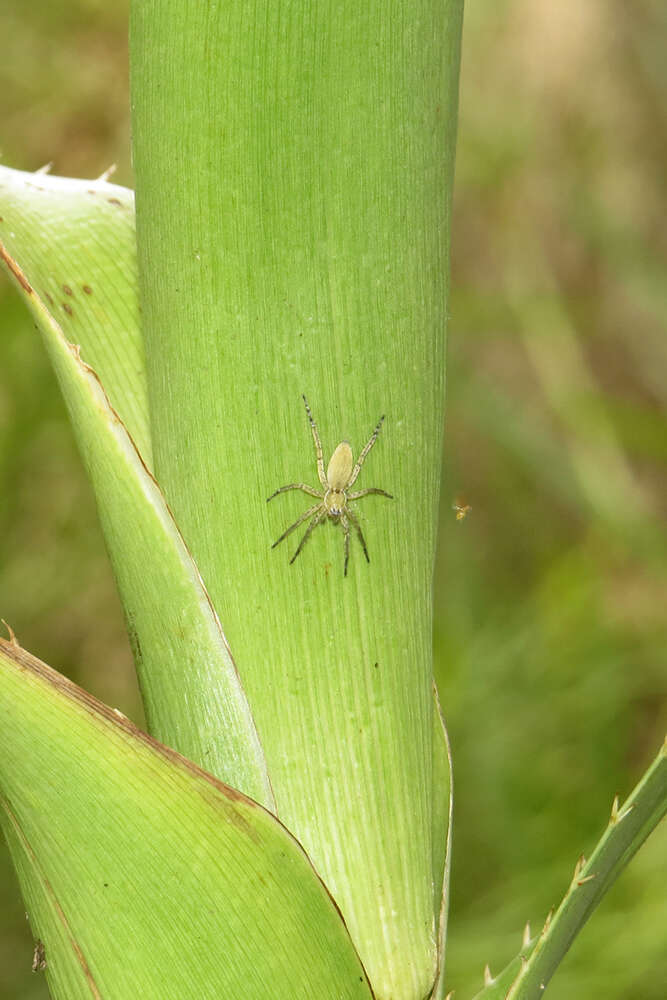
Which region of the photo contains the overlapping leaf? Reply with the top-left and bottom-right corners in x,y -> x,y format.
0,165 -> 272,806
0,637 -> 373,1000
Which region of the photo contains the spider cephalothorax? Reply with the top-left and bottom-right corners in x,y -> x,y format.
268,396 -> 393,576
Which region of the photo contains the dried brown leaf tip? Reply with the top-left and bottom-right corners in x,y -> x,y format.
1,619 -> 20,647
610,794 -> 634,825
97,164 -> 117,182
571,853 -> 596,887
541,907 -> 554,937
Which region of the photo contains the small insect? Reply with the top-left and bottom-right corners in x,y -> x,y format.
268,396 -> 393,576
452,500 -> 472,521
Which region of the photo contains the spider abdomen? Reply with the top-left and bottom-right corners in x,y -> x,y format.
326,441 -> 354,490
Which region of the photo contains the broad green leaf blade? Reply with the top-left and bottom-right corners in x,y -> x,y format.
0,205 -> 272,807
0,164 -> 150,466
131,3 -> 464,996
0,637 -> 374,1000
0,817 -> 100,1000
431,683 -> 454,1000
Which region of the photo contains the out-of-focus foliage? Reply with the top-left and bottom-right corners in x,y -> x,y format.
0,1 -> 664,998
437,1 -> 667,996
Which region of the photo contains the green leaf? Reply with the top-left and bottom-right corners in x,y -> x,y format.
130,3 -> 464,996
0,637 -> 373,1000
0,164 -> 150,465
0,165 -> 272,807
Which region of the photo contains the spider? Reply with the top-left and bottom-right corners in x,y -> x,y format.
268,395 -> 393,576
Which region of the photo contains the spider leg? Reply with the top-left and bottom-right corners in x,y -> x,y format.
290,508 -> 327,564
347,487 -> 393,501
347,414 -> 385,487
345,507 -> 370,564
302,395 -> 328,489
271,503 -> 322,549
267,483 -> 322,502
340,513 -> 351,576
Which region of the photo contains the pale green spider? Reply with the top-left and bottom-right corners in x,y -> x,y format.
268,396 -> 393,576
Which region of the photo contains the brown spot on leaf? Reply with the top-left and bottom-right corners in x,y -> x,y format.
63,303 -> 73,316
127,621 -> 143,667
82,284 -> 93,295
63,284 -> 74,296
107,197 -> 122,206
32,940 -> 46,973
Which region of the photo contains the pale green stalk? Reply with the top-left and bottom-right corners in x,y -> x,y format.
131,3 -> 463,996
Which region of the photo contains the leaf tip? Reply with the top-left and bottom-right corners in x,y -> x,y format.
97,164 -> 117,182
1,619 -> 20,647
541,907 -> 554,937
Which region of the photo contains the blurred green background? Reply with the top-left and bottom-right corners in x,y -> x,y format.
1,2 -> 665,997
